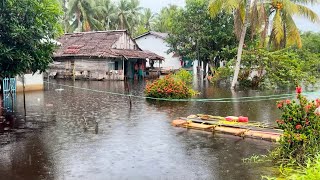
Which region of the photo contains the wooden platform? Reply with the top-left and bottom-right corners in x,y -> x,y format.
172,118 -> 282,142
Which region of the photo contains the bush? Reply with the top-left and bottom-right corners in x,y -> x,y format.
145,75 -> 197,99
287,154 -> 320,180
173,69 -> 193,85
273,86 -> 320,165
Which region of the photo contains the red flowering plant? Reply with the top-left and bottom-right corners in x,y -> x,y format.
145,74 -> 197,99
274,86 -> 320,164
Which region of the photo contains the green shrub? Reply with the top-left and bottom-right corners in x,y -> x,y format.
173,69 -> 193,85
209,66 -> 233,83
272,86 -> 320,165
145,75 -> 197,99
287,154 -> 320,180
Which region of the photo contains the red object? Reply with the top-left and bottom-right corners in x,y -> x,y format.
296,86 -> 302,94
225,116 -> 248,123
238,116 -> 249,123
225,116 -> 238,121
295,124 -> 302,130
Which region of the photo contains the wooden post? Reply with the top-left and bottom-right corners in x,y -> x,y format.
158,60 -> 161,77
72,61 -> 75,81
122,57 -> 125,80
22,75 -> 26,118
125,80 -> 132,109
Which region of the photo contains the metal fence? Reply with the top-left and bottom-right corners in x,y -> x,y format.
2,78 -> 16,112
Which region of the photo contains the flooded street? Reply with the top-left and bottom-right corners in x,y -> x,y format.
0,79 -> 303,179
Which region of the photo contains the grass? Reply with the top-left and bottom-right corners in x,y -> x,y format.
261,153 -> 320,180
285,154 -> 320,180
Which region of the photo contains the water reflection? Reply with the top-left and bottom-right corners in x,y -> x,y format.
0,79 -> 306,179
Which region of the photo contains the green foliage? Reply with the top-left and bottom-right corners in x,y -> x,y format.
210,66 -> 233,83
165,0 -> 238,63
152,5 -> 179,33
236,48 -> 320,88
301,32 -> 320,54
65,0 -> 144,34
173,69 -> 193,85
0,0 -> 62,78
265,154 -> 320,180
272,88 -> 320,165
242,154 -> 269,164
286,154 -> 320,180
145,74 -> 197,99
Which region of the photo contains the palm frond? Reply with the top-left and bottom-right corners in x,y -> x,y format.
208,0 -> 223,18
272,9 -> 284,48
295,4 -> 320,22
285,14 -> 302,48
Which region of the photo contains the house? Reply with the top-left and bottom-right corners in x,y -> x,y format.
134,31 -> 182,71
50,30 -> 164,80
16,73 -> 44,92
0,73 -> 44,94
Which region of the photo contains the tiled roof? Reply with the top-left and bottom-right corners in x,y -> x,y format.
53,30 -> 164,60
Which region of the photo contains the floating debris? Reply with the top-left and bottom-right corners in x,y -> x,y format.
172,114 -> 282,142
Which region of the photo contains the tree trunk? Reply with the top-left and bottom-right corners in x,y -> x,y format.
260,13 -> 269,48
231,0 -> 251,89
77,10 -> 81,32
63,0 -> 68,33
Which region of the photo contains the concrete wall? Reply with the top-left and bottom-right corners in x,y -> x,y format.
135,34 -> 182,70
16,72 -> 44,92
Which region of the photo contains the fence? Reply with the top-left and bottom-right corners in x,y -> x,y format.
2,78 -> 16,112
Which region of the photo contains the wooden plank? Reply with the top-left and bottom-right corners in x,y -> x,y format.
172,118 -> 282,142
181,118 -> 282,134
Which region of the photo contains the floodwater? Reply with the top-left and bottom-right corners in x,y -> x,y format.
1,78 -> 314,180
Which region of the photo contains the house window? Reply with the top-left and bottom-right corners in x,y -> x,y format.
115,61 -> 119,70
107,62 -> 115,71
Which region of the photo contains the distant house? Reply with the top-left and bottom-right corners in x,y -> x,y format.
50,30 -> 164,80
134,31 -> 182,71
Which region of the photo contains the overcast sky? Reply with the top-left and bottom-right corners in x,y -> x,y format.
139,0 -> 320,32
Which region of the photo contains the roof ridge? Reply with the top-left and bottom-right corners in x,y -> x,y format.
64,30 -> 127,35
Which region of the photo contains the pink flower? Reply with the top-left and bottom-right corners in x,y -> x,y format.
277,101 -> 284,109
295,124 -> 302,130
296,86 -> 302,94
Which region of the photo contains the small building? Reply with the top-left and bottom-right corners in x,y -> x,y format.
16,73 -> 44,92
0,73 -> 44,94
134,31 -> 182,71
50,30 -> 164,80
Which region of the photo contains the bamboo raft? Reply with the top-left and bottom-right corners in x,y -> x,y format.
172,114 -> 283,142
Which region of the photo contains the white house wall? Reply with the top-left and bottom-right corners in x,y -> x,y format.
16,72 -> 44,92
135,34 -> 181,70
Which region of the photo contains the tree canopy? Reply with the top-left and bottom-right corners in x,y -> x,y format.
166,0 -> 238,65
0,0 -> 62,78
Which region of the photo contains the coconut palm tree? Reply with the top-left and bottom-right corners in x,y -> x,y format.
267,0 -> 319,49
153,5 -> 179,33
68,0 -> 103,32
58,0 -> 69,33
141,8 -> 155,30
95,0 -> 117,30
209,0 -> 252,89
116,0 -> 142,33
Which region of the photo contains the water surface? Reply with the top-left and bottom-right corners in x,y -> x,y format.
0,79 -> 303,179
